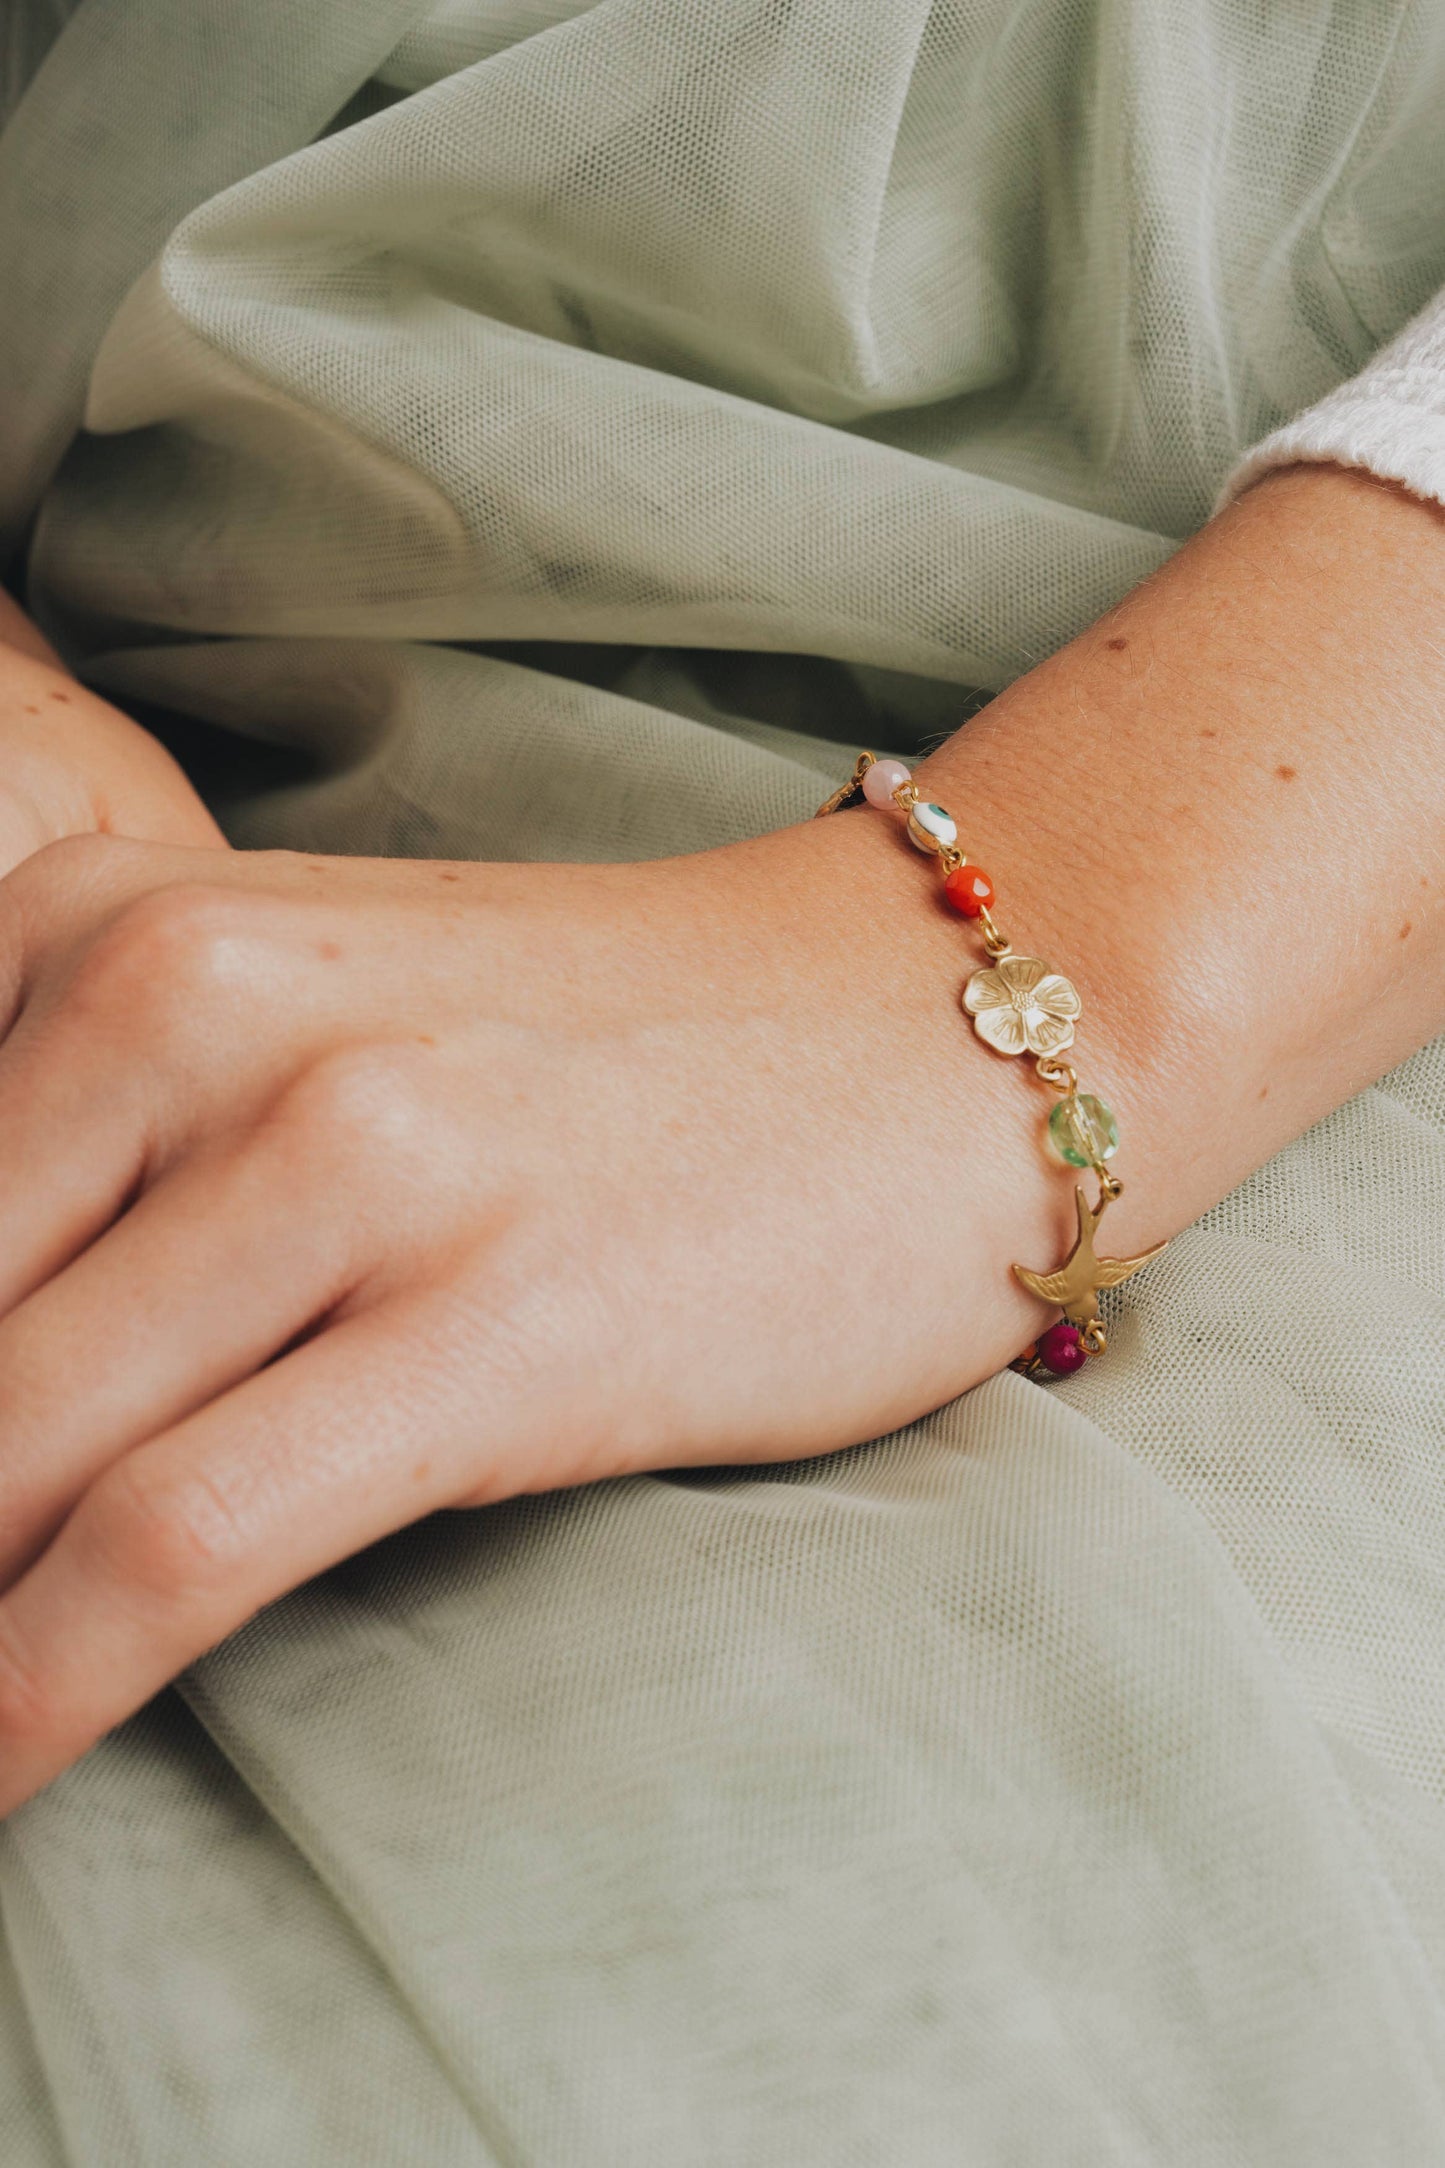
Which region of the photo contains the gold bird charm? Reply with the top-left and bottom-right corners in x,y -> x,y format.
1013,1186 -> 1168,1331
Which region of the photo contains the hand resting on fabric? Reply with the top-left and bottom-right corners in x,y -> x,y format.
0,463 -> 1441,1814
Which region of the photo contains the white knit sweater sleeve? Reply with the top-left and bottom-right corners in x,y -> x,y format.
1218,286 -> 1445,512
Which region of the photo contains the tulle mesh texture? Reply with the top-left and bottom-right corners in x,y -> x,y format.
2,3 -> 1445,2162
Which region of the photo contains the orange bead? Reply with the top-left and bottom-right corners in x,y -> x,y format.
944,864 -> 994,918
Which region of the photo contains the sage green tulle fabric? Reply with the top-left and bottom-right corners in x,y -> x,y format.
3,4 -> 1445,2161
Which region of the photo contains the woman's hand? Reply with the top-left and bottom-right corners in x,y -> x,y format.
0,817 -> 1087,1813
0,463 -> 1442,1816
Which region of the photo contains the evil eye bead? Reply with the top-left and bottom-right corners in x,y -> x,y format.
906,800 -> 958,854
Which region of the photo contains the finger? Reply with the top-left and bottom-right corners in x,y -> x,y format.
0,855 -> 317,1316
0,1293 -> 509,1816
0,999 -> 154,1317
0,1126 -> 371,1589
0,851 -> 240,1317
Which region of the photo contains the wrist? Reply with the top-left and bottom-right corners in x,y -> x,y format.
906,463 -> 1445,1270
707,800 -> 1148,1389
907,713 -> 1219,1260
800,764 -> 1174,1378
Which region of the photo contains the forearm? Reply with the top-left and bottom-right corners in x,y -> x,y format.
909,464 -> 1445,1290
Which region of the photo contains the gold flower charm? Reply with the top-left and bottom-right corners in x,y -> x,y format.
963,954 -> 1081,1057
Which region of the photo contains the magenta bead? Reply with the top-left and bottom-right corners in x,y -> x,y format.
1038,1323 -> 1088,1376
862,757 -> 912,809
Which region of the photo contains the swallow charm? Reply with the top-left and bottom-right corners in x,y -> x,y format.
1013,1185 -> 1168,1334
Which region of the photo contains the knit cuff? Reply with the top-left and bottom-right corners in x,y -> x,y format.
1214,290 -> 1445,516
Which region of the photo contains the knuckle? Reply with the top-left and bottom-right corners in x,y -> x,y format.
283,1043 -> 432,1153
71,882 -> 243,1026
24,830 -> 131,894
87,1456 -> 249,1602
4,830 -> 124,944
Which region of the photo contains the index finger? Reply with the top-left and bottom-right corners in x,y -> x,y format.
0,1293 -> 505,1817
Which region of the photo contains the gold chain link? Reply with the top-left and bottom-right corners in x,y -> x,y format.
1034,1056 -> 1078,1095
976,904 -> 1011,958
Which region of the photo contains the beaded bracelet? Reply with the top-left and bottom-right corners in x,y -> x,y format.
816,751 -> 1166,1378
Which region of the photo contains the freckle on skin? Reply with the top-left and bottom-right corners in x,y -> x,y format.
416,1033 -> 437,1046
1276,764 -> 1297,781
1105,636 -> 1128,652
1199,728 -> 1217,739
1259,1086 -> 1269,1100
316,939 -> 342,961
1400,922 -> 1412,940
47,689 -> 70,703
439,871 -> 461,883
23,705 -> 39,715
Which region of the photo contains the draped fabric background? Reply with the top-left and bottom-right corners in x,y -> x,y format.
3,3 -> 1445,2160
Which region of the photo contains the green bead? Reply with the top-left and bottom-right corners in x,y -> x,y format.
1048,1093 -> 1119,1169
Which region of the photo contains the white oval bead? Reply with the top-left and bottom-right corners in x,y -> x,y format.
907,800 -> 958,853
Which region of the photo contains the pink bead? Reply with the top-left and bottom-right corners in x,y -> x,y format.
1038,1323 -> 1088,1376
862,757 -> 912,809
